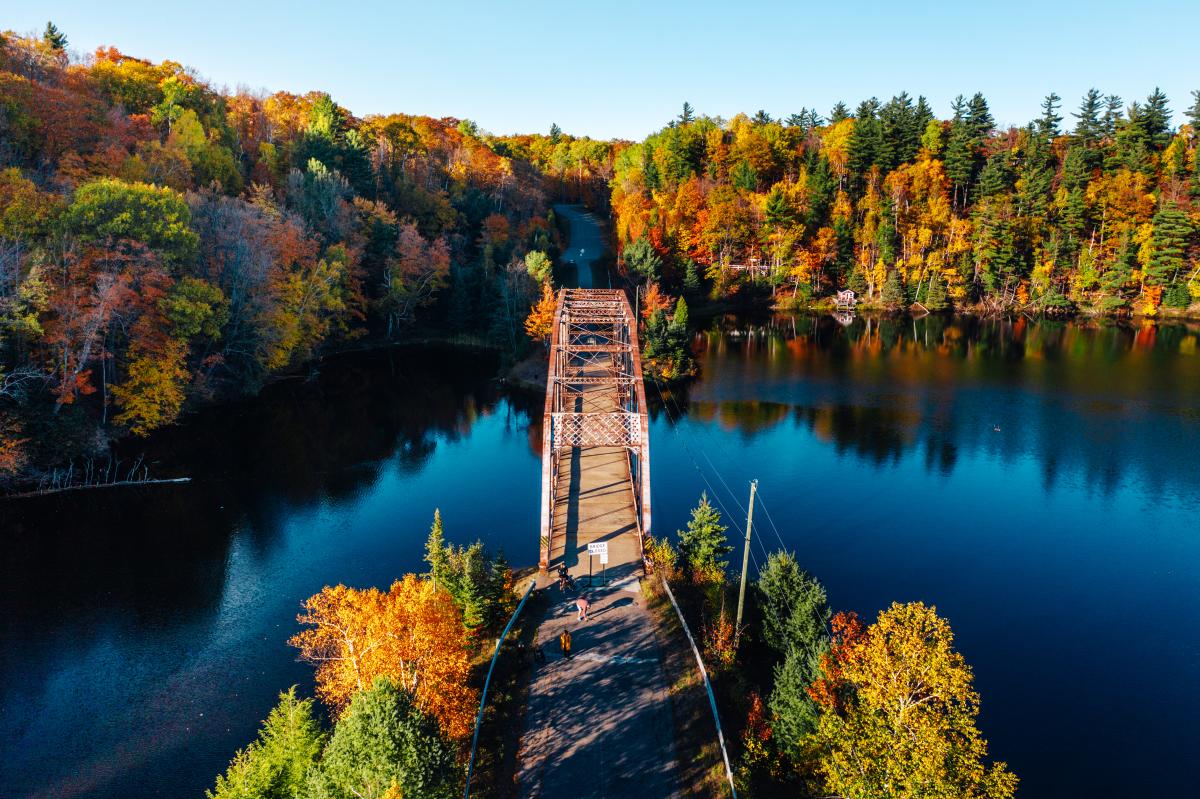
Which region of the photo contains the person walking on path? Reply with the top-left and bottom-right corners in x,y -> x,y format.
575,594 -> 591,622
559,628 -> 572,659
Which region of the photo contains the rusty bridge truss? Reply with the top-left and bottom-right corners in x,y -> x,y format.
539,289 -> 651,568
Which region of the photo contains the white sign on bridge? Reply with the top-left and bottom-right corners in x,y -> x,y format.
587,541 -> 610,566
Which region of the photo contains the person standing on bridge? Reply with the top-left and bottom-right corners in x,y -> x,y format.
575,594 -> 591,622
559,628 -> 572,659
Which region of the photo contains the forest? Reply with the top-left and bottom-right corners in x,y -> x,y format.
0,26 -> 613,485
2,22 -> 1198,484
611,94 -> 1200,317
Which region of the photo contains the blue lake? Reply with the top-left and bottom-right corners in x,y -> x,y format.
1,315 -> 1197,798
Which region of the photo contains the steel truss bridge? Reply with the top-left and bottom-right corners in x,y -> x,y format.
538,288 -> 650,574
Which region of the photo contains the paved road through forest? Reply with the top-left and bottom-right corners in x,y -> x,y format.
553,204 -> 610,290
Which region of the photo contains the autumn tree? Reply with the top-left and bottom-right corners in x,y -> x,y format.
381,222 -> 450,335
810,602 -> 1018,799
290,576 -> 477,740
66,178 -> 199,268
524,250 -> 553,283
524,280 -> 556,343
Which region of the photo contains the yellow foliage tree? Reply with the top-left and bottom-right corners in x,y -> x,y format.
290,576 -> 478,740
812,602 -> 1017,799
524,281 -> 557,343
111,339 -> 189,436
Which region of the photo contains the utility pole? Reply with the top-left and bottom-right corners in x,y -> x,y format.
735,479 -> 758,648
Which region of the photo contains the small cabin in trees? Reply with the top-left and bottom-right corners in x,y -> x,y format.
835,289 -> 857,309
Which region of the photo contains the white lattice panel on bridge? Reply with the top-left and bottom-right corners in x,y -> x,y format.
551,412 -> 643,449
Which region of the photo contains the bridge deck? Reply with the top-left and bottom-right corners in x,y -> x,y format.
549,380 -> 642,580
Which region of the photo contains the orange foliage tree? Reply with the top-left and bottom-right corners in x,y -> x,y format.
290,576 -> 477,740
524,281 -> 556,343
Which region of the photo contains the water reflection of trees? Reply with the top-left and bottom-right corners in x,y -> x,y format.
0,346 -> 514,642
684,314 -> 1200,497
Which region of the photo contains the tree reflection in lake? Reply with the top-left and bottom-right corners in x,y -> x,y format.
0,345 -> 539,799
645,313 -> 1199,799
654,314 -> 1200,500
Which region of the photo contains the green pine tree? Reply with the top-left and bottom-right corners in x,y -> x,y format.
975,152 -> 1012,200
755,551 -> 832,655
306,679 -> 456,799
1036,92 -> 1062,139
623,237 -> 663,283
1145,203 -> 1191,289
1073,88 -> 1104,146
677,493 -> 732,578
669,297 -> 689,333
208,687 -> 325,799
425,509 -> 450,588
847,268 -> 868,295
43,21 -> 67,51
683,260 -> 701,294
768,646 -> 825,760
924,272 -> 949,311
881,269 -> 906,308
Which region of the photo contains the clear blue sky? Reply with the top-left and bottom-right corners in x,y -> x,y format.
9,1 -> 1199,140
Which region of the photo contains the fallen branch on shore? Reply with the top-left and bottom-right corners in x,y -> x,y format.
2,455 -> 191,500
3,476 -> 192,500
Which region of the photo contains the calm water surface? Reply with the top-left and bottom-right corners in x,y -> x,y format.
1,316 -> 1197,798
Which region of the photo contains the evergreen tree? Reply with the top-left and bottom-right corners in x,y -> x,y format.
1073,88 -> 1104,145
679,101 -> 695,125
752,109 -> 773,125
847,98 -> 883,182
943,96 -> 975,208
1186,90 -> 1200,130
42,21 -> 67,51
881,269 -> 906,308
847,268 -> 868,295
731,159 -> 759,191
1017,131 -> 1053,218
306,679 -> 456,799
769,646 -> 824,759
1098,234 -> 1137,312
829,102 -> 851,123
879,92 -> 919,170
1037,92 -> 1062,139
1145,203 -> 1191,291
677,493 -> 732,578
924,272 -> 949,311
975,152 -> 1012,200
756,551 -> 831,655
425,509 -> 450,588
966,92 -> 995,139
549,123 -> 562,144
669,297 -> 689,334
683,260 -> 701,295
764,185 -> 795,228
1102,94 -> 1124,137
208,688 -> 325,799
623,236 -> 663,283
1142,88 -> 1172,148
914,95 -> 935,141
